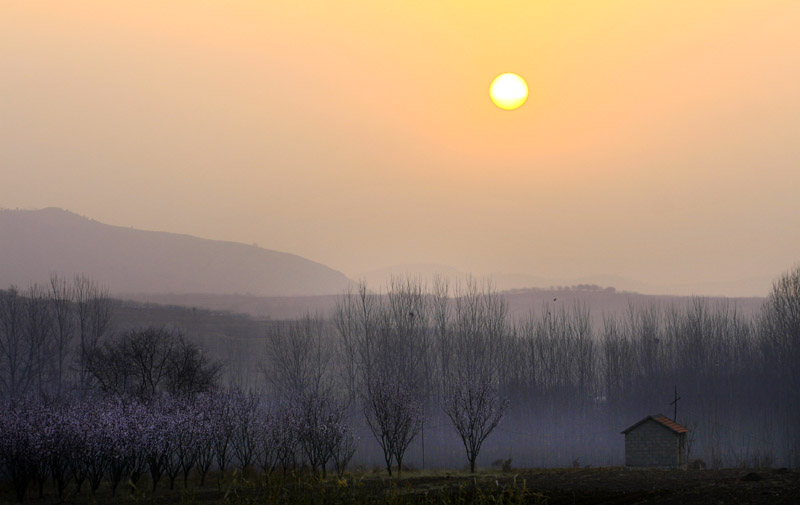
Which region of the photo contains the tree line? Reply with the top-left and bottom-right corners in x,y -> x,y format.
262,271 -> 800,469
0,275 -> 220,402
2,266 -> 799,499
0,390 -> 357,502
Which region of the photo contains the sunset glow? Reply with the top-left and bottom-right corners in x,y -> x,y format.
2,0 -> 800,295
3,2 -> 800,492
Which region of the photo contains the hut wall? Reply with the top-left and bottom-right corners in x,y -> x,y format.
625,419 -> 681,467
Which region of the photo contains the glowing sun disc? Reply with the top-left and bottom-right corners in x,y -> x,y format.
490,73 -> 528,110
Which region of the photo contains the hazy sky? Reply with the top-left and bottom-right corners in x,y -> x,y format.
2,1 -> 799,296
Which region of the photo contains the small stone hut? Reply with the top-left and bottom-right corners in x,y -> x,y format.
621,414 -> 688,468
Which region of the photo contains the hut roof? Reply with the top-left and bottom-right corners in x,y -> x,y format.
621,414 -> 689,435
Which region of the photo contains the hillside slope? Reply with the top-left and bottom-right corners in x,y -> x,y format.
0,208 -> 352,296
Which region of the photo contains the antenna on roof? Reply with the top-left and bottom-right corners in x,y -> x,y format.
669,386 -> 681,422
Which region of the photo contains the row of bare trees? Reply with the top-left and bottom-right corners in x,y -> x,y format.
0,276 -> 222,404
260,279 -> 512,473
84,327 -> 222,401
261,268 -> 800,469
3,266 -> 799,469
0,275 -> 112,400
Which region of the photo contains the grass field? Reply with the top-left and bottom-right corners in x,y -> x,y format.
2,467 -> 798,505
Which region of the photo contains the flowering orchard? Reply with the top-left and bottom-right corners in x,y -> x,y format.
0,391 -> 357,502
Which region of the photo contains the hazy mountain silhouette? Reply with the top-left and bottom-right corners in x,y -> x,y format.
0,208 -> 352,296
119,286 -> 765,323
357,264 -> 769,297
356,264 -> 468,289
356,264 -> 649,293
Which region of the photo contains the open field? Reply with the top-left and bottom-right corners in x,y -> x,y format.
2,467 -> 797,505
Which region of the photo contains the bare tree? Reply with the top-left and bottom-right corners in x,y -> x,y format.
600,315 -> 634,407
331,425 -> 357,478
443,379 -> 509,473
84,327 -> 221,401
297,393 -> 347,478
335,279 -> 430,401
337,278 -> 429,476
22,285 -> 53,398
333,281 -> 378,404
0,288 -> 27,399
384,276 -> 431,392
759,265 -> 800,465
430,275 -> 452,400
262,314 -> 331,399
124,327 -> 175,400
73,276 -> 113,394
442,280 -> 510,473
229,389 -> 260,471
48,274 -> 75,398
760,266 -> 800,387
166,338 -> 223,398
362,375 -> 423,476
0,285 -> 54,400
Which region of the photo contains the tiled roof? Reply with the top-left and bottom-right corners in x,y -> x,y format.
621,414 -> 689,434
652,415 -> 689,433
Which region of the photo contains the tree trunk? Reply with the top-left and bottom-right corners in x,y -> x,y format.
385,454 -> 393,476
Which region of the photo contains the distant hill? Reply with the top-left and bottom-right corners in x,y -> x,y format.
356,264 -> 769,297
0,208 -> 352,297
122,292 -> 342,320
121,286 -> 765,323
356,263 -> 570,292
356,263 -> 470,289
500,286 -> 764,324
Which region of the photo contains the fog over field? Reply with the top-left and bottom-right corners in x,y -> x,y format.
1,270 -> 798,476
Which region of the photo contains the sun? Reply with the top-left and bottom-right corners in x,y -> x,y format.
490,73 -> 528,110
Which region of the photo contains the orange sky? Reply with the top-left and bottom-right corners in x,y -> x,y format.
2,0 -> 799,295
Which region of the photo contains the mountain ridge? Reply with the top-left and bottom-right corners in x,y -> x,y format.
0,207 -> 352,296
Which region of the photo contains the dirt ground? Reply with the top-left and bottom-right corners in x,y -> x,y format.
2,467 -> 798,504
398,467 -> 800,505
